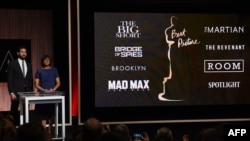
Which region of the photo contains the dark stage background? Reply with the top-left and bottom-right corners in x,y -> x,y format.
0,0 -> 71,124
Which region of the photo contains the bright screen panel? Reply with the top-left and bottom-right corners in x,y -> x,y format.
80,0 -> 250,122
94,13 -> 249,107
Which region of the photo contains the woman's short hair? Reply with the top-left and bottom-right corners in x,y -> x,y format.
41,55 -> 51,67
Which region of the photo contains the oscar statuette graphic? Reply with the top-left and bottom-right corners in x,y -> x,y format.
158,16 -> 184,102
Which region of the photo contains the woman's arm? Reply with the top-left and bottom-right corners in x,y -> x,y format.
34,78 -> 45,92
53,77 -> 61,91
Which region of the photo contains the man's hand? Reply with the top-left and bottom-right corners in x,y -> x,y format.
10,93 -> 17,100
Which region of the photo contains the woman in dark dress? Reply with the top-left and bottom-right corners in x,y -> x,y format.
34,55 -> 61,135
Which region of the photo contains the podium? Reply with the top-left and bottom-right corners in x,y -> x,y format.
18,91 -> 65,141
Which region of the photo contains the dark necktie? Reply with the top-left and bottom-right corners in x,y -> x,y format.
22,60 -> 25,77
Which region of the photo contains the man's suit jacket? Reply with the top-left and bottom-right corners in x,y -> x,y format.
7,59 -> 33,95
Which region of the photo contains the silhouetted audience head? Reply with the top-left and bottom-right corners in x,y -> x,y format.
17,122 -> 51,141
96,132 -> 126,141
155,127 -> 173,141
71,126 -> 83,141
199,127 -> 223,141
0,114 -> 17,141
112,124 -> 131,141
82,117 -> 104,141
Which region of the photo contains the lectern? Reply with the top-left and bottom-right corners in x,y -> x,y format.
18,91 -> 65,141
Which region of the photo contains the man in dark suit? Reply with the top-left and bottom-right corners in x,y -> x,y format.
7,45 -> 33,126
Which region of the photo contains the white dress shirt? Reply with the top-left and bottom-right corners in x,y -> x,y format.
18,58 -> 27,77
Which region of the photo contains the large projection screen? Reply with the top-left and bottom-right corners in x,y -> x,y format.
94,13 -> 249,107
80,1 -> 250,123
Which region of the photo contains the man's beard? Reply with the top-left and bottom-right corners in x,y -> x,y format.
19,55 -> 27,60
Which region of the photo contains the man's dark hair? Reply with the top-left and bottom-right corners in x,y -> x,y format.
0,114 -> 17,141
17,45 -> 27,52
17,122 -> 51,141
200,127 -> 223,141
112,124 -> 131,141
96,132 -> 126,141
155,127 -> 173,141
82,117 -> 103,141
